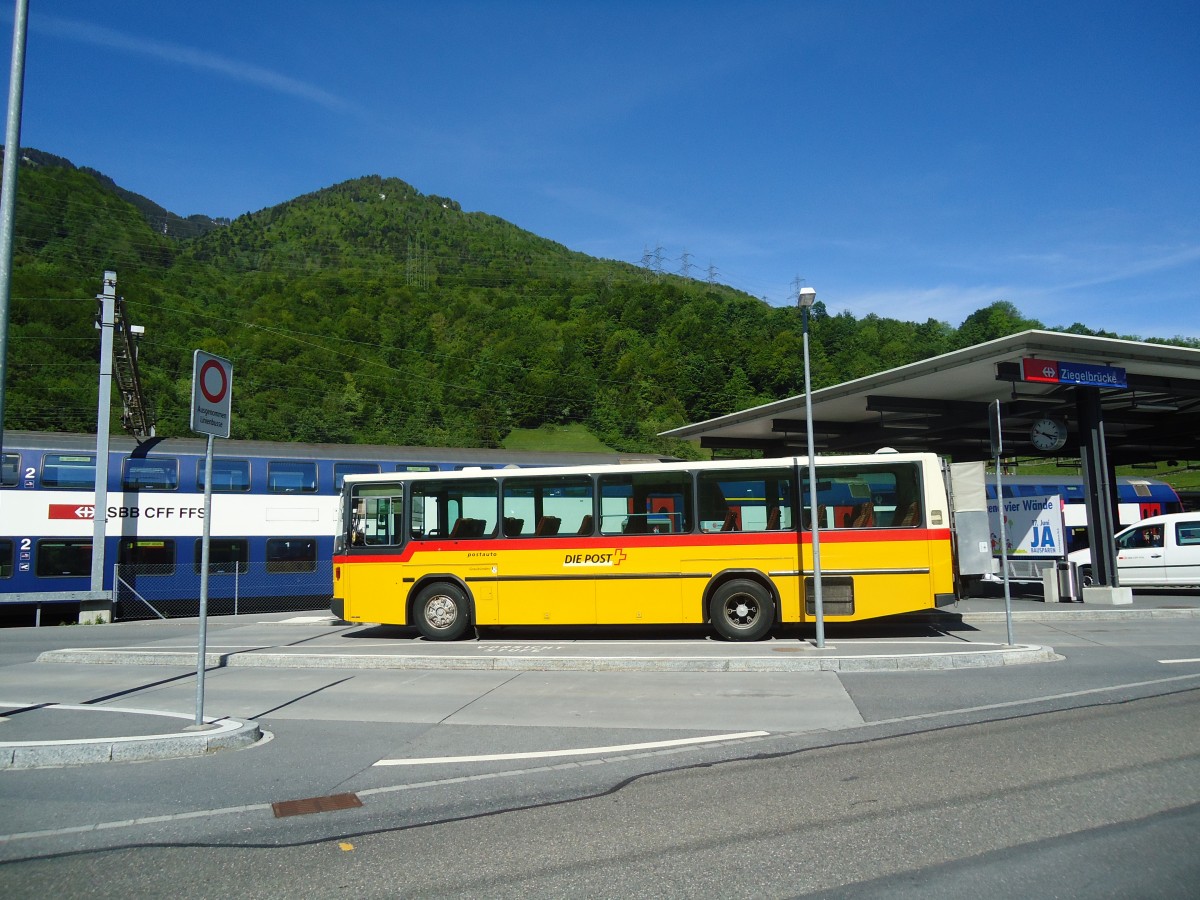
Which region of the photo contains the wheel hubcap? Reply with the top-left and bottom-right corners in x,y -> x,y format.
726,594 -> 757,627
426,595 -> 457,629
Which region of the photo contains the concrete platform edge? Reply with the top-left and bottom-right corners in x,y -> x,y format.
35,645 -> 1060,673
0,718 -> 263,770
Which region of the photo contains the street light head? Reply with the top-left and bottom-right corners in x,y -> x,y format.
797,287 -> 817,308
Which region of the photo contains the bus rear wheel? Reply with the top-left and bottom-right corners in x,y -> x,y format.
413,582 -> 472,641
709,579 -> 774,641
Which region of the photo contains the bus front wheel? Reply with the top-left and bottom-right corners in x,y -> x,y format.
709,579 -> 774,641
413,582 -> 472,641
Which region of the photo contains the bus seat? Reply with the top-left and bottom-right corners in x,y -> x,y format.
767,506 -> 781,530
451,518 -> 485,538
896,501 -> 919,526
721,508 -> 738,531
577,515 -> 593,535
503,517 -> 524,537
535,516 -> 561,536
852,502 -> 875,527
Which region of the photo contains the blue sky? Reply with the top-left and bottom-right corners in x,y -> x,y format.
11,1 -> 1200,339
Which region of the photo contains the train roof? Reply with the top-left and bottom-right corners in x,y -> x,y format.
1,431 -> 673,466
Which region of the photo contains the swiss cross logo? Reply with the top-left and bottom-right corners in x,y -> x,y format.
49,503 -> 95,520
1021,358 -> 1060,384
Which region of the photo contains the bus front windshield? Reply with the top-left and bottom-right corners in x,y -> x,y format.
350,484 -> 405,547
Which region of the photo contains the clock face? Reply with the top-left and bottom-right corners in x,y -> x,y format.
1030,417 -> 1068,452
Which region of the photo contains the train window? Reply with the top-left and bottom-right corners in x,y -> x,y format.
0,539 -> 11,578
334,462 -> 380,490
117,539 -> 176,574
36,540 -> 92,577
123,458 -> 179,491
194,538 -> 248,575
40,454 -> 96,489
266,538 -> 318,573
1,452 -> 18,487
198,458 -> 251,492
268,461 -> 318,493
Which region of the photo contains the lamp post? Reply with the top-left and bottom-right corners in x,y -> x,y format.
798,286 -> 825,648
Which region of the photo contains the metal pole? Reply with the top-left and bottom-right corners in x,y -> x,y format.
90,273 -> 116,611
193,433 -> 215,727
802,303 -> 825,648
0,0 -> 30,460
992,400 -> 1015,646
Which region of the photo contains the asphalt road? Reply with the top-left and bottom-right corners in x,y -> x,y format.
1,610 -> 1199,897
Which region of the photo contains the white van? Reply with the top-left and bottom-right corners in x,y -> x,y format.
1067,512 -> 1200,587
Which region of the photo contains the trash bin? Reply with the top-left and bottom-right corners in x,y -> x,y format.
1056,560 -> 1079,603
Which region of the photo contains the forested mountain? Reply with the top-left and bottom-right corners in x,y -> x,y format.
4,149 -> 1181,457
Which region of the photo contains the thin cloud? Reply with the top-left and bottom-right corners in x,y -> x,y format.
1051,243 -> 1200,293
34,15 -> 355,114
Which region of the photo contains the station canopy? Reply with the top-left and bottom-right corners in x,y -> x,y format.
661,330 -> 1200,466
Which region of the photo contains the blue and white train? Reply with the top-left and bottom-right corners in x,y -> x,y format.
0,431 -> 667,622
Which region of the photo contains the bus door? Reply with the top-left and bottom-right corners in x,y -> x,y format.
407,480 -> 500,622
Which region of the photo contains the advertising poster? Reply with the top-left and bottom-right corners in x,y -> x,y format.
988,493 -> 1065,557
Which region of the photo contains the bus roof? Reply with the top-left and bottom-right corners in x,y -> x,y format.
339,451 -> 942,489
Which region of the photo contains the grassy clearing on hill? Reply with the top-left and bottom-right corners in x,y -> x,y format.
502,424 -> 617,453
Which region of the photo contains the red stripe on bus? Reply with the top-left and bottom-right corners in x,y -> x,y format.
333,527 -> 952,566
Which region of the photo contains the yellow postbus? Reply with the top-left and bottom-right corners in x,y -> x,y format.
331,453 -> 960,641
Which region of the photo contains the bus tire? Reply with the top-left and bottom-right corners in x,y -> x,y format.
1079,565 -> 1094,588
413,582 -> 472,641
709,578 -> 774,642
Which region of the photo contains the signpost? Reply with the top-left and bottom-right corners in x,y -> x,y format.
989,399 -> 1015,646
189,351 -> 232,728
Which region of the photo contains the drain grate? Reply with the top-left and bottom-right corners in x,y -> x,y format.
272,792 -> 363,818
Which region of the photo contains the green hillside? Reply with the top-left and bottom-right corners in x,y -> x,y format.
4,149 -> 1196,466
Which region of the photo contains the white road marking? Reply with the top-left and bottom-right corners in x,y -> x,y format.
373,731 -> 771,766
1159,657 -> 1200,664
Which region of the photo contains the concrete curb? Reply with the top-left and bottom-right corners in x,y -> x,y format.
0,704 -> 263,770
957,607 -> 1200,623
36,644 -> 1061,673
